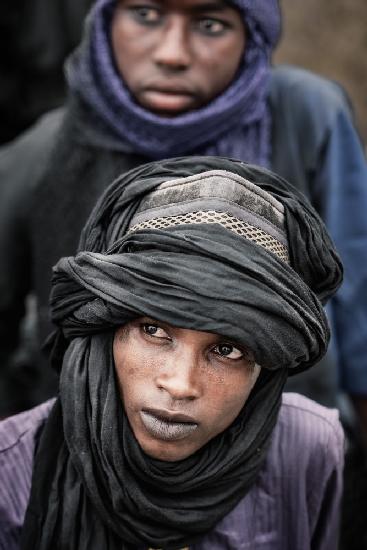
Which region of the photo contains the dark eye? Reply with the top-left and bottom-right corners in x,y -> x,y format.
213,343 -> 243,360
130,6 -> 161,25
196,18 -> 227,36
142,323 -> 169,338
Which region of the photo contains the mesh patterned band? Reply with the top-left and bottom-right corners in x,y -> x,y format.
128,210 -> 290,264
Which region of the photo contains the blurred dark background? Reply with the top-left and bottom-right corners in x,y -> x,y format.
0,0 -> 92,144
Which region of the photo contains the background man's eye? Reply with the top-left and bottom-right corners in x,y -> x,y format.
133,6 -> 160,23
198,18 -> 226,35
214,344 -> 243,359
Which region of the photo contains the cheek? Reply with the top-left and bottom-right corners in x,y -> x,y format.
114,342 -> 159,407
194,40 -> 244,93
204,370 -> 255,425
217,40 -> 244,76
111,19 -> 144,76
112,11 -> 161,53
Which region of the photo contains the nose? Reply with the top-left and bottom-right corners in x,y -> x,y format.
155,350 -> 201,401
152,17 -> 191,71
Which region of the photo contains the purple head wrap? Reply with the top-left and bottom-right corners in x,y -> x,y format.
66,0 -> 281,166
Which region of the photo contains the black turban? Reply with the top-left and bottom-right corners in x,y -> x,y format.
21,157 -> 342,550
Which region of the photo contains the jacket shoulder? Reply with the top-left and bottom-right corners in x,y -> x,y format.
279,392 -> 344,454
205,394 -> 344,549
270,65 -> 348,106
0,399 -> 54,452
3,108 -> 65,152
0,400 -> 54,547
264,392 -> 344,490
0,107 -> 65,193
269,64 -> 351,127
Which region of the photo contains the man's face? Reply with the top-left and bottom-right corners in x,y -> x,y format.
114,318 -> 260,461
111,0 -> 246,116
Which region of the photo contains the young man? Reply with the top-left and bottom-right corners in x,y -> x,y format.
0,157 -> 344,549
0,0 -> 366,429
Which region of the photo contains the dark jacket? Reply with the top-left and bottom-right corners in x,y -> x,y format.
0,65 -> 366,414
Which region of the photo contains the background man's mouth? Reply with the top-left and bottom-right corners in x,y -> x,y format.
139,90 -> 196,115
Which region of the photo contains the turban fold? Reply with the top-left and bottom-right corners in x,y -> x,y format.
21,157 -> 342,550
232,0 -> 281,48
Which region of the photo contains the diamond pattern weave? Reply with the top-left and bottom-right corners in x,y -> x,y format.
128,210 -> 289,263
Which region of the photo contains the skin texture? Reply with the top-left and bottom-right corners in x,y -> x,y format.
111,0 -> 246,116
114,317 -> 260,461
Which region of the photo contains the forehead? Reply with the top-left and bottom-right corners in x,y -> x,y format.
129,0 -> 238,13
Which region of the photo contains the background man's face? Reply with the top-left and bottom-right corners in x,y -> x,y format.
114,318 -> 260,461
112,0 -> 246,116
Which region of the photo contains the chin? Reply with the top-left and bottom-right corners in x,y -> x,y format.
136,93 -> 200,118
140,103 -> 191,118
139,437 -> 197,462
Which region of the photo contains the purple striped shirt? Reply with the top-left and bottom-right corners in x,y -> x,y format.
0,393 -> 344,550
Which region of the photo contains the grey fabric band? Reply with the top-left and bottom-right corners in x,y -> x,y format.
129,198 -> 287,246
129,170 -> 289,262
134,170 -> 285,225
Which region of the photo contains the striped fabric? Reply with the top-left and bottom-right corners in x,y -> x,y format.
0,399 -> 54,550
0,394 -> 344,550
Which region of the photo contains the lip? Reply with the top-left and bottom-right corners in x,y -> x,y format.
139,85 -> 197,114
140,409 -> 198,441
144,408 -> 197,424
140,91 -> 195,114
144,82 -> 195,95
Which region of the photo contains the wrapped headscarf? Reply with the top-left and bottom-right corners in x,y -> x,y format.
66,0 -> 281,165
21,157 -> 342,550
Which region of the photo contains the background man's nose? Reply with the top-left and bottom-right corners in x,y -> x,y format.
152,20 -> 191,70
155,353 -> 201,401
